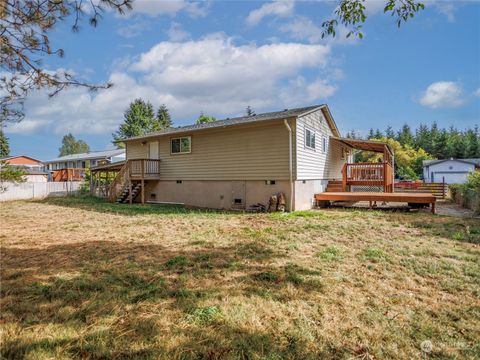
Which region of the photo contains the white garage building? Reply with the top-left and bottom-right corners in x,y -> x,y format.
423,158 -> 479,184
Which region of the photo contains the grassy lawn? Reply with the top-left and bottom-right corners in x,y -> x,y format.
0,196 -> 479,359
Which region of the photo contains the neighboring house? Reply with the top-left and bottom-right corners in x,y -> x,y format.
23,169 -> 48,182
0,155 -> 44,169
0,155 -> 48,182
44,149 -> 125,181
93,105 -> 395,211
423,158 -> 480,184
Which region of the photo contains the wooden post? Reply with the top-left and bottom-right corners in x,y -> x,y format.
442,176 -> 446,199
431,202 -> 436,214
129,161 -> 133,204
141,160 -> 145,205
342,164 -> 347,192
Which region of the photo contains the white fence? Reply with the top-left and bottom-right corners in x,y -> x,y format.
0,182 -> 82,202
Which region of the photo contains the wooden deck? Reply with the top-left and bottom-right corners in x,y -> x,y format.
315,192 -> 437,214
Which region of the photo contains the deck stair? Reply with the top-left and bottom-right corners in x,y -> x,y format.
116,182 -> 142,203
326,180 -> 343,192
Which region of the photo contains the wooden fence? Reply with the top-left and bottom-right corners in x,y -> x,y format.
394,180 -> 447,199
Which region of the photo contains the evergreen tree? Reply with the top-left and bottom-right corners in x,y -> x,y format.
385,126 -> 395,139
245,106 -> 255,116
58,133 -> 90,156
374,129 -> 383,139
432,129 -> 449,159
368,128 -> 375,139
113,99 -> 158,146
415,124 -> 431,153
0,129 -> 10,158
464,128 -> 479,158
156,104 -> 172,129
397,124 -> 414,146
446,130 -> 465,159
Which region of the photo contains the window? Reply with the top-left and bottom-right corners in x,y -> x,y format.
341,147 -> 346,160
171,136 -> 191,154
322,137 -> 327,153
305,128 -> 316,149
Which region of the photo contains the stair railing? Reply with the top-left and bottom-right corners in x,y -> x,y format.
108,161 -> 130,203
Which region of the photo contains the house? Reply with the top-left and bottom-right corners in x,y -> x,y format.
423,158 -> 479,184
0,155 -> 48,182
44,149 -> 125,182
91,105 -> 400,211
0,155 -> 44,169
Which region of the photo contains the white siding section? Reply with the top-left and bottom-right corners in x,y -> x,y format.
295,109 -> 347,180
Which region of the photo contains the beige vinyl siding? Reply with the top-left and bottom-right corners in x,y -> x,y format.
128,121 -> 291,180
126,141 -> 148,159
295,109 -> 347,180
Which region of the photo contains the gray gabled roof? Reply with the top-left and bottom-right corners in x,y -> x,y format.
423,158 -> 480,167
121,104 -> 339,142
44,149 -> 125,163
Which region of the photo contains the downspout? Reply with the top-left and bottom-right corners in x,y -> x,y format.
284,119 -> 294,212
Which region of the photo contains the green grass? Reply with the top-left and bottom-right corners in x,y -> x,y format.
1,197 -> 479,359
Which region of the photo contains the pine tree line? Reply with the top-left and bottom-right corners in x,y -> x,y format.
346,123 -> 480,159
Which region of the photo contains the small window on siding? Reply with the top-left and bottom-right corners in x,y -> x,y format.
305,129 -> 316,149
171,136 -> 191,154
322,137 -> 327,153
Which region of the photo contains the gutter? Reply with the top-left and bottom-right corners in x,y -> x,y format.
284,119 -> 294,212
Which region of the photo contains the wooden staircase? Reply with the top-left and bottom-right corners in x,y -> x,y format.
326,180 -> 343,192
116,182 -> 142,203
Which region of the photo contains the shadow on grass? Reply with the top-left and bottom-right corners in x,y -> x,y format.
37,195 -> 235,217
0,237 -> 328,359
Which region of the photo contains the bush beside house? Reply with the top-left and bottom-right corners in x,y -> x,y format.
450,172 -> 480,214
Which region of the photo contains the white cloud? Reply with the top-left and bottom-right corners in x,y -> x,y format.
280,16 -> 358,45
419,81 -> 465,109
8,35 -> 338,135
168,22 -> 191,41
246,0 -> 294,26
474,88 -> 480,97
130,0 -> 208,17
431,1 -> 456,22
364,0 -> 386,15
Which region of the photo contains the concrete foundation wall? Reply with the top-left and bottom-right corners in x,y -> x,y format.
144,180 -> 291,210
294,179 -> 329,210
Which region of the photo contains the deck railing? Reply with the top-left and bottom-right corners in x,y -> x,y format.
342,162 -> 393,192
52,168 -> 85,182
107,159 -> 161,203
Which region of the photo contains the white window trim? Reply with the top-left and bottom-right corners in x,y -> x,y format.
305,127 -> 316,151
170,136 -> 192,155
322,136 -> 327,153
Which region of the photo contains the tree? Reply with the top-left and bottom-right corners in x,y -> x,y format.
245,106 -> 255,116
362,137 -> 434,180
432,129 -> 449,159
0,162 -> 25,192
156,104 -> 172,129
397,124 -> 415,147
196,114 -> 217,124
1,0 -> 132,123
414,124 -> 431,153
112,99 -> 159,146
385,126 -> 395,139
59,133 -> 90,156
0,129 -> 10,157
464,127 -> 480,158
321,0 -> 424,40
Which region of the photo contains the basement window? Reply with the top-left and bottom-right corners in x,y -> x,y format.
171,136 -> 191,154
305,128 -> 316,149
265,180 -> 276,185
176,180 -> 182,184
234,198 -> 243,205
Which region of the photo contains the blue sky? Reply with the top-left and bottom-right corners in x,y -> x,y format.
5,0 -> 480,160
